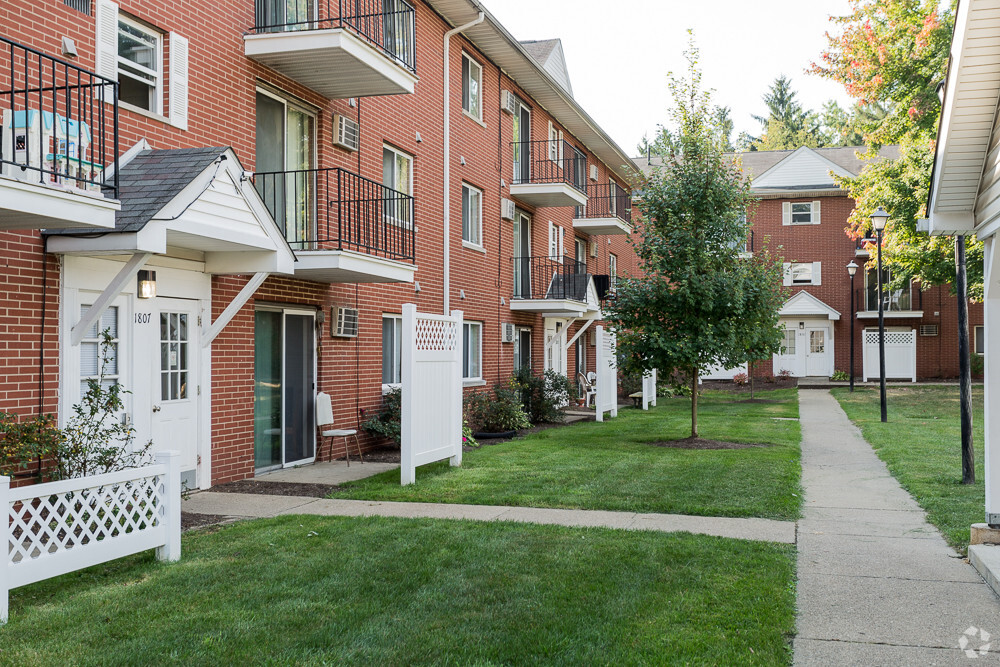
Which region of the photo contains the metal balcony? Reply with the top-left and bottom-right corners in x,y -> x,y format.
252,166 -> 415,283
509,139 -> 588,208
510,255 -> 600,316
245,0 -> 418,99
572,181 -> 632,235
0,35 -> 120,230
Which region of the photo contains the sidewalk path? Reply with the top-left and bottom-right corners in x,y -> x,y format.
182,492 -> 796,544
795,390 -> 1000,664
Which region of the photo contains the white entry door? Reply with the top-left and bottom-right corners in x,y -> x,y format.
805,328 -> 829,376
544,319 -> 566,374
151,298 -> 201,488
774,326 -> 804,377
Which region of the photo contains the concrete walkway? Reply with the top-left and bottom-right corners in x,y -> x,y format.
795,390 -> 1000,664
182,492 -> 796,544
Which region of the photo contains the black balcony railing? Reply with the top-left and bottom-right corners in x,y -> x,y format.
252,167 -> 414,261
576,181 -> 631,224
859,286 -> 917,312
512,255 -> 589,301
251,0 -> 417,73
0,35 -> 119,197
511,139 -> 587,194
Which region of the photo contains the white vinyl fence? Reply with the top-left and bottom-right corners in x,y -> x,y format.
642,369 -> 658,410
2,450 -> 181,623
595,325 -> 618,422
862,329 -> 917,382
400,304 -> 463,485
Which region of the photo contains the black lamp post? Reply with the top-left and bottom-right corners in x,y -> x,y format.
871,206 -> 890,422
847,261 -> 858,392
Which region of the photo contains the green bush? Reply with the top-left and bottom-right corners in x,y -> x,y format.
830,370 -> 850,382
0,412 -> 61,477
361,387 -> 402,446
971,353 -> 985,377
513,367 -> 574,424
465,383 -> 531,433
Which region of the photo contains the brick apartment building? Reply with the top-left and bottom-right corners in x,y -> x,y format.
0,0 -> 639,488
638,146 -> 983,381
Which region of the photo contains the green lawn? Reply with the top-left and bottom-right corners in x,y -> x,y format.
1,515 -> 796,665
337,389 -> 802,521
832,385 -> 985,552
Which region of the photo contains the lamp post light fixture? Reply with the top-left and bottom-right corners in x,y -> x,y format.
870,206 -> 890,422
847,261 -> 858,392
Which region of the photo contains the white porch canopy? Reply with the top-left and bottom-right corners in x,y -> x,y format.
779,291 -> 841,321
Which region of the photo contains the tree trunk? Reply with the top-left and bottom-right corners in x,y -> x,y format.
691,367 -> 699,439
956,236 -> 975,484
750,366 -> 755,400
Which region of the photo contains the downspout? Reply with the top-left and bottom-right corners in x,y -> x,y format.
443,11 -> 485,315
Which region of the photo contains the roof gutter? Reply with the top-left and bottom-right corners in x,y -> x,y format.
443,11 -> 485,316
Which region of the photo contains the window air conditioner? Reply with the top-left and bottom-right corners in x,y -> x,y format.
501,322 -> 516,343
333,114 -> 360,152
500,89 -> 517,115
332,306 -> 359,338
501,198 -> 516,221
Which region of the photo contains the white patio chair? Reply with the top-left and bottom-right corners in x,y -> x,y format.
578,372 -> 597,408
316,392 -> 363,466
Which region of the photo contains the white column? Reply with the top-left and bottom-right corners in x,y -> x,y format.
596,326 -> 605,423
400,303 -> 417,486
450,309 -> 463,468
985,238 -> 1000,524
0,475 -> 8,624
155,451 -> 182,562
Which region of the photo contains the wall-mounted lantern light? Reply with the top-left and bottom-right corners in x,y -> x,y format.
137,270 -> 157,299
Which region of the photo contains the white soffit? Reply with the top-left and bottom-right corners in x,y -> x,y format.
930,0 -> 1000,216
426,0 -> 636,182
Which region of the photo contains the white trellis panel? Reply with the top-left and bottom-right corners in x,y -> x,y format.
642,369 -> 657,410
400,304 -> 463,485
1,450 -> 181,624
862,329 -> 917,382
595,325 -> 618,422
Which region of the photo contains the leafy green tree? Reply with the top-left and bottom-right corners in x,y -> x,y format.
811,0 -> 982,296
748,76 -> 828,150
610,40 -> 786,438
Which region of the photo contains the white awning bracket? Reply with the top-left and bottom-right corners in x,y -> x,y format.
566,319 -> 595,348
201,272 -> 269,347
70,253 -> 151,347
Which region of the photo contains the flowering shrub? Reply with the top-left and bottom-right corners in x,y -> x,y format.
462,420 -> 479,448
732,373 -> 749,386
777,369 -> 793,379
759,372 -> 776,384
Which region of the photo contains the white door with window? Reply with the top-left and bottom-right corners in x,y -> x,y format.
805,328 -> 828,376
773,321 -> 833,377
150,298 -> 201,486
544,318 -> 567,375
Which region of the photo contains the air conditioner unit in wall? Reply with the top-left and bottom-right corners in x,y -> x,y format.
332,306 -> 359,338
333,114 -> 360,152
500,89 -> 517,115
501,322 -> 515,343
501,198 -> 516,221
589,164 -> 598,181
589,241 -> 598,257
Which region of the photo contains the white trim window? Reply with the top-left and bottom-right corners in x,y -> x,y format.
462,182 -> 482,247
609,252 -> 618,289
463,321 -> 482,381
781,327 -> 796,356
547,121 -> 563,162
462,53 -> 483,121
548,221 -> 564,261
383,145 -> 413,227
782,200 -> 822,225
80,304 -> 120,396
783,261 -> 822,286
975,325 -> 985,356
381,315 -> 402,387
513,327 -> 531,372
117,15 -> 162,113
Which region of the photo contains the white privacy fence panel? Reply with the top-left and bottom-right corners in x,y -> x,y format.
2,450 -> 181,623
862,329 -> 917,382
642,369 -> 657,411
595,325 -> 618,422
400,304 -> 463,485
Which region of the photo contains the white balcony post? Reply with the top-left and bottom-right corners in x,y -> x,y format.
401,303 -> 417,486
450,309 -> 463,468
155,451 -> 182,562
0,474 -> 9,624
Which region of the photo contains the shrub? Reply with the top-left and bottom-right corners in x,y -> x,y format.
465,383 -> 530,433
462,421 -> 479,448
759,372 -> 776,384
830,370 -> 850,382
361,387 -> 402,446
972,353 -> 985,377
732,372 -> 749,386
513,367 -> 573,424
776,369 -> 793,380
0,412 -> 61,478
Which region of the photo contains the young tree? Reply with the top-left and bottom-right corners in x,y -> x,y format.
608,40 -> 785,438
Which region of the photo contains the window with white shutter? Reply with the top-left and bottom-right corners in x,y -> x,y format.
782,201 -> 821,225
168,32 -> 189,130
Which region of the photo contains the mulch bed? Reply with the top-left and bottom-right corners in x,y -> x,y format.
181,512 -> 228,531
333,447 -> 400,464
646,437 -> 771,450
736,398 -> 779,404
700,379 -> 798,393
207,479 -> 340,497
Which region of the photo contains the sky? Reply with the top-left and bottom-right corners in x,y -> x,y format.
484,0 -> 857,156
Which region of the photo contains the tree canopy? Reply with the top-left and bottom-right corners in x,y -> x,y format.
610,40 -> 785,438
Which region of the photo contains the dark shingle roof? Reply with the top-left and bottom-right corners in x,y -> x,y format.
113,147 -> 228,232
46,146 -> 228,236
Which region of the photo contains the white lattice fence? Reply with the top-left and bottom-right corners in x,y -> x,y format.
595,325 -> 618,422
862,329 -> 917,382
400,304 -> 463,485
642,369 -> 657,410
2,450 -> 181,623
